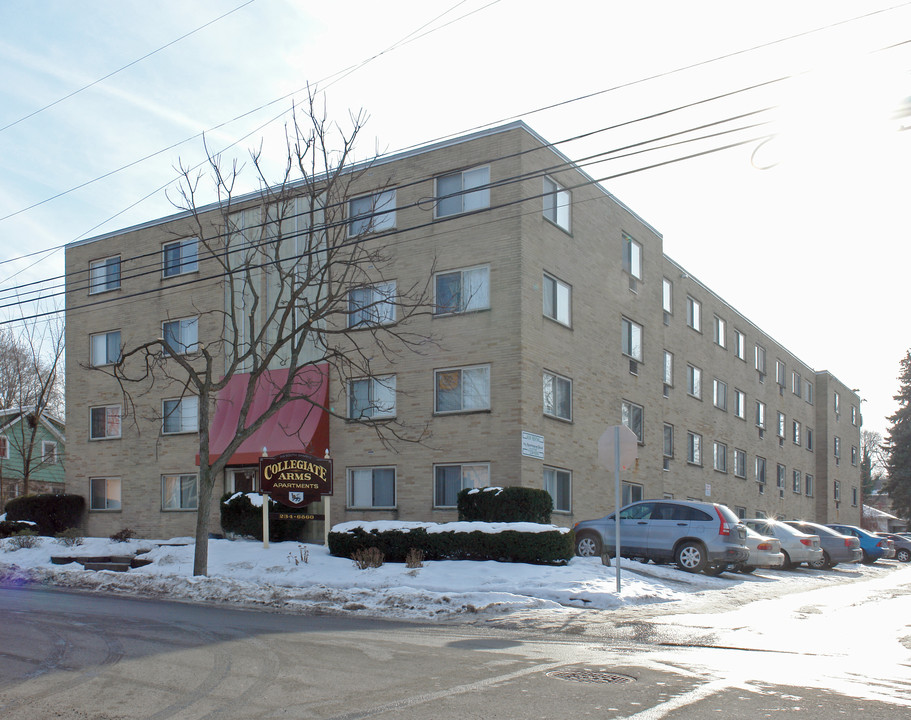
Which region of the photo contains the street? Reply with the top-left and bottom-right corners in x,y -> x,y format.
1,561 -> 909,719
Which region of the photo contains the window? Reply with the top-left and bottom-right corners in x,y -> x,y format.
90,405 -> 121,440
348,375 -> 396,419
42,441 -> 57,464
713,379 -> 727,411
777,412 -> 786,438
713,442 -> 727,473
663,351 -> 673,387
834,436 -> 841,458
852,486 -> 858,507
348,282 -> 396,327
687,431 -> 702,465
687,364 -> 702,398
90,477 -> 121,510
91,330 -> 121,366
621,401 -> 643,443
686,296 -> 701,331
834,480 -> 841,501
435,365 -> 491,414
793,469 -> 801,494
542,177 -> 571,231
348,189 -> 396,235
805,381 -> 813,404
348,467 -> 396,508
662,278 -> 673,321
435,265 -> 490,316
851,405 -> 857,426
663,424 -> 674,458
851,445 -> 858,466
434,463 -> 489,507
755,400 -> 766,428
714,316 -> 726,348
162,238 -> 198,277
621,317 -> 642,361
0,436 -> 7,459
89,256 -> 121,294
734,389 -> 746,419
544,467 -> 571,512
162,396 -> 198,434
776,360 -> 786,386
162,317 -> 198,355
622,481 -> 643,506
622,233 -> 642,282
436,166 -> 489,217
807,427 -> 814,451
162,474 -> 198,510
776,463 -> 786,489
734,329 -> 745,360
792,371 -> 802,397
734,449 -> 746,478
792,420 -> 801,445
834,391 -> 840,416
755,344 -> 766,375
755,456 -> 767,484
542,273 -> 571,325
805,473 -> 814,496
543,371 -> 572,421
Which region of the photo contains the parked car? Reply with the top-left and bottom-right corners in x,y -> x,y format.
742,518 -> 823,569
826,524 -> 893,564
783,521 -> 863,568
572,499 -> 749,575
729,526 -> 784,574
875,532 -> 911,563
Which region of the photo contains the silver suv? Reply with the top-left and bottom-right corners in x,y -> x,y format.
573,499 -> 749,575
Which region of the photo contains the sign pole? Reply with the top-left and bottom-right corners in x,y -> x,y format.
261,447 -> 269,550
614,425 -> 622,593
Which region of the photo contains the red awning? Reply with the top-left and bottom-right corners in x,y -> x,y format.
201,365 -> 329,466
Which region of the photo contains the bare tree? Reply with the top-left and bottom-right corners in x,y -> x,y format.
99,96 -> 431,575
860,429 -> 887,499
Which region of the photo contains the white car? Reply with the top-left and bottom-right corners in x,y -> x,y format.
743,518 -> 823,569
731,526 -> 785,573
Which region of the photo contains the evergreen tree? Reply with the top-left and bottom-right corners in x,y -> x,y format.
884,351 -> 911,519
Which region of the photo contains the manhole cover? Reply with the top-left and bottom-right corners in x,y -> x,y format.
546,669 -> 636,684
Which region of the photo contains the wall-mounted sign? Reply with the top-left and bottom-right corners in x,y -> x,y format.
521,431 -> 545,459
259,452 -> 333,508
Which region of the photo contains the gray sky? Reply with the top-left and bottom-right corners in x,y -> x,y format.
1,0 -> 908,438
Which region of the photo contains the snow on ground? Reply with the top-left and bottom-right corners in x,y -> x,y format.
0,525 -> 895,622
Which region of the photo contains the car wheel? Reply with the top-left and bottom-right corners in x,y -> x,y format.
738,565 -> 756,574
675,541 -> 707,573
780,551 -> 793,570
897,548 -> 911,563
575,533 -> 602,557
809,551 -> 830,570
703,563 -> 726,576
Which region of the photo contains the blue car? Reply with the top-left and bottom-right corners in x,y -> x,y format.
826,524 -> 893,564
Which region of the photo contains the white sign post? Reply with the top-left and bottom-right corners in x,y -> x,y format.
597,425 -> 639,593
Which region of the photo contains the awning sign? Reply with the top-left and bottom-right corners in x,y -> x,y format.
259,452 -> 333,508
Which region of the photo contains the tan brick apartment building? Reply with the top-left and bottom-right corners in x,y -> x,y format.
64,121 -> 862,540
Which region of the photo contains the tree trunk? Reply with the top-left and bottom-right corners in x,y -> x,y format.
193,466 -> 214,576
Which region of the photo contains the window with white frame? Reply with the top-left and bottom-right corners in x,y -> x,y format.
348,189 -> 396,235
162,474 -> 198,510
542,272 -> 571,325
756,400 -> 766,428
662,278 -> 673,317
714,316 -> 726,348
793,469 -> 801,494
434,463 -> 489,508
851,445 -> 858,466
687,364 -> 702,398
805,473 -> 814,496
805,381 -> 814,404
755,456 -> 767,484
777,412 -> 786,438
663,424 -> 674,458
792,371 -> 802,396
162,238 -> 198,277
686,296 -> 701,331
852,486 -> 858,506
621,400 -> 643,443
435,265 -> 490,316
40,440 -> 56,464
0,435 -> 8,459
162,317 -> 198,355
348,375 -> 396,419
90,477 -> 121,510
834,391 -> 840,416
543,466 -> 571,512
623,234 -> 642,282
734,448 -> 746,478
89,256 -> 121,294
91,330 -> 121,366
792,420 -> 801,445
90,405 -> 121,440
755,344 -> 767,375
687,431 -> 702,465
542,177 -> 571,231
348,467 -> 396,508
807,427 -> 814,451
713,379 -> 727,411
543,371 -> 572,421
834,480 -> 841,501
621,317 -> 643,361
734,329 -> 745,360
348,282 -> 396,327
713,442 -> 727,472
436,166 -> 489,217
622,481 -> 643,506
834,436 -> 841,458
776,359 -> 786,386
435,365 -> 491,414
734,388 -> 746,419
663,351 -> 673,387
777,463 -> 786,489
162,396 -> 198,435
851,405 -> 857,426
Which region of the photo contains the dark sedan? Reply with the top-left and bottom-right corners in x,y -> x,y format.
783,521 -> 862,568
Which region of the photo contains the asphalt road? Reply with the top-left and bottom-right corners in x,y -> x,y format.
1,562 -> 910,719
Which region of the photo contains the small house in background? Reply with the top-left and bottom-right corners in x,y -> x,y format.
863,502 -> 907,533
0,408 -> 65,508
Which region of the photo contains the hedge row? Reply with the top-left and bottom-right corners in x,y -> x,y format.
457,486 -> 553,523
328,525 -> 573,565
0,520 -> 36,538
4,494 -> 85,535
220,492 -> 310,542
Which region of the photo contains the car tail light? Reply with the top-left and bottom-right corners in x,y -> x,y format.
800,538 -> 813,546
845,539 -> 853,547
757,542 -> 773,551
715,507 -> 731,536
877,540 -> 886,548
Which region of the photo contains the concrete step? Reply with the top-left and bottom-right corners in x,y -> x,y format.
81,562 -> 132,572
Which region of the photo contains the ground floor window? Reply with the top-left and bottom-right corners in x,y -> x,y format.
90,477 -> 121,510
348,467 -> 396,508
226,468 -> 258,494
622,481 -> 643,506
434,463 -> 490,508
162,474 -> 198,510
543,466 -> 571,512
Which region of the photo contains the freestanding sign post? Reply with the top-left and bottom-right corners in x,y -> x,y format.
259,451 -> 334,548
597,425 -> 639,593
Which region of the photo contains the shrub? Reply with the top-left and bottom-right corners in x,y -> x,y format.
55,528 -> 86,547
0,520 -> 36,538
4,494 -> 86,535
405,547 -> 424,569
352,546 -> 384,569
220,492 -> 307,542
110,528 -> 136,542
457,486 -> 553,524
7,529 -> 41,550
